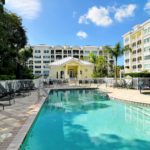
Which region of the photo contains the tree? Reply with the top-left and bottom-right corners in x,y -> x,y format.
104,43 -> 131,83
93,56 -> 108,77
88,52 -> 97,72
88,52 -> 108,78
18,47 -> 33,67
0,8 -> 29,79
0,0 -> 5,12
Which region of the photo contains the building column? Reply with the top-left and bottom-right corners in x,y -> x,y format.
65,65 -> 68,79
78,65 -> 80,79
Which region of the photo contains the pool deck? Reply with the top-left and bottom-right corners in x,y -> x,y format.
98,84 -> 150,105
0,88 -> 47,150
0,84 -> 150,150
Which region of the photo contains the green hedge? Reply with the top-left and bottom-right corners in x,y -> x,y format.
125,72 -> 150,77
0,75 -> 16,80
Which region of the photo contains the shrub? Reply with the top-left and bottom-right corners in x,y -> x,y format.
0,75 -> 16,80
125,72 -> 150,77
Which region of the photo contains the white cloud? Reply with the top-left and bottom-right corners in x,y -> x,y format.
114,4 -> 137,22
77,31 -> 88,39
79,6 -> 113,27
5,0 -> 41,20
144,1 -> 150,14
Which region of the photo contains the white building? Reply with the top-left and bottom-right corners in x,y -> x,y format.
123,19 -> 150,73
27,45 -> 114,76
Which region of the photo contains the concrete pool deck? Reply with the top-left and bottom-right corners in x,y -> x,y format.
0,89 -> 47,150
0,85 -> 150,150
98,84 -> 150,105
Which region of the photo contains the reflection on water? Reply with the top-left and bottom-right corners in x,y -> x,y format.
46,90 -> 110,112
125,103 -> 150,136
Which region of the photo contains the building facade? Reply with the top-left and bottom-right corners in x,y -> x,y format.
123,19 -> 150,73
49,57 -> 94,79
27,45 -> 114,76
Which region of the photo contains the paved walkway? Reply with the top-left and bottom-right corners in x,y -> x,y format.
98,84 -> 150,104
0,89 -> 47,150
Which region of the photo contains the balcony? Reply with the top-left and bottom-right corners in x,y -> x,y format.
56,50 -> 62,54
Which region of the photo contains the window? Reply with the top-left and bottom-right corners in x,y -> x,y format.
35,71 -> 41,73
144,55 -> 150,60
68,50 -> 71,54
73,50 -> 79,54
137,49 -> 141,53
60,71 -> 64,79
56,72 -> 58,79
43,66 -> 48,68
132,42 -> 136,47
125,37 -> 129,43
35,66 -> 41,68
44,50 -> 49,53
132,65 -> 136,69
144,37 -> 150,44
125,59 -> 129,63
132,58 -> 136,62
64,50 -> 67,54
137,57 -> 142,61
29,66 -> 33,69
144,64 -> 150,69
34,61 -> 41,63
132,50 -> 136,54
43,61 -> 50,63
138,64 -> 142,68
137,40 -> 141,45
34,56 -> 41,58
51,50 -> 54,54
144,27 -> 150,35
144,46 -> 150,53
43,71 -> 49,75
35,50 -> 41,53
43,56 -> 50,59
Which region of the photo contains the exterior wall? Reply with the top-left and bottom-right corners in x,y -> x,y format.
27,45 -> 114,76
123,19 -> 150,73
49,62 -> 94,79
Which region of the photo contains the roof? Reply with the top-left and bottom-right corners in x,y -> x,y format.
49,57 -> 94,66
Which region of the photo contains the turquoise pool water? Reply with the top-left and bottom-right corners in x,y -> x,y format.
21,89 -> 150,150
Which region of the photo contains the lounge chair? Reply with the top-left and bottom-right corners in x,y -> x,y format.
15,80 -> 31,96
139,81 -> 150,94
0,83 -> 15,107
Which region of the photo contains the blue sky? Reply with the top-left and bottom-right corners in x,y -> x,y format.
5,0 -> 150,65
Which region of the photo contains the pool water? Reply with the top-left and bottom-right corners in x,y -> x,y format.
20,89 -> 150,150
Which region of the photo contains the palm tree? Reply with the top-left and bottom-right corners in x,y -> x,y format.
104,43 -> 131,83
88,52 -> 97,72
88,52 -> 97,63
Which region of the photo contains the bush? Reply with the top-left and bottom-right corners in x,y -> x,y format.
19,67 -> 34,79
0,75 -> 16,80
125,72 -> 150,77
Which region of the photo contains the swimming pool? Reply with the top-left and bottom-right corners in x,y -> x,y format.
20,89 -> 150,150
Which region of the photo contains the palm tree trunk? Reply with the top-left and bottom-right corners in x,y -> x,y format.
115,57 -> 118,84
